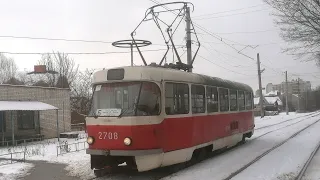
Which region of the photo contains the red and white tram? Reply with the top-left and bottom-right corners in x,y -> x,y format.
85,66 -> 254,176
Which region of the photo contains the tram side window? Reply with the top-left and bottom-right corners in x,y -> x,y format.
238,91 -> 245,111
230,90 -> 238,111
165,83 -> 189,115
219,88 -> 229,112
191,85 -> 205,113
206,86 -> 218,113
245,91 -> 253,110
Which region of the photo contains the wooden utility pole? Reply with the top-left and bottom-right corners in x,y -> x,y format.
285,71 -> 289,115
257,53 -> 264,118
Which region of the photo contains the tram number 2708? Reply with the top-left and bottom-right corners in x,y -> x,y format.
98,132 -> 118,140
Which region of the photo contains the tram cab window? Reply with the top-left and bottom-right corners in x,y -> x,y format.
165,83 -> 189,115
89,82 -> 161,117
245,92 -> 253,110
219,88 -> 229,112
206,86 -> 218,113
191,85 -> 205,113
230,90 -> 238,111
238,91 -> 245,111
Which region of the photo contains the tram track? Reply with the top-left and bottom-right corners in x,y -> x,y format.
252,112 -> 320,141
295,140 -> 320,180
255,111 -> 320,131
222,118 -> 320,180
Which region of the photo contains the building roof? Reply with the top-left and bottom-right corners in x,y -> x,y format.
0,101 -> 58,111
0,84 -> 70,91
254,96 -> 283,106
266,90 -> 280,96
265,96 -> 283,106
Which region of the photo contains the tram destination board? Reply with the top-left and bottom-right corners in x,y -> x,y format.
107,68 -> 124,80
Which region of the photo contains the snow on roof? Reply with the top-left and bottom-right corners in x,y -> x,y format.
0,101 -> 58,111
264,96 -> 283,106
266,90 -> 279,96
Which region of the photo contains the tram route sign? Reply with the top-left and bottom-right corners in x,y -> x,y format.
96,109 -> 122,117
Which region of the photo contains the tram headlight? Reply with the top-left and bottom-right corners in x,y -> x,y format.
87,136 -> 94,145
124,137 -> 132,146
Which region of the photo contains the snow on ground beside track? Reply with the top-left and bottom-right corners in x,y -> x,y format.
0,162 -> 34,180
254,111 -> 316,129
253,112 -> 320,138
161,113 -> 320,180
52,151 -> 94,180
234,115 -> 320,180
0,131 -> 93,179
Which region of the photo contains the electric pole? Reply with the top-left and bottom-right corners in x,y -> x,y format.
185,5 -> 192,72
257,53 -> 264,118
285,71 -> 289,115
297,78 -> 300,112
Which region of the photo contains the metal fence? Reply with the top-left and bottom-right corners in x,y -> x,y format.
0,151 -> 25,166
56,140 -> 88,156
1,136 -> 44,147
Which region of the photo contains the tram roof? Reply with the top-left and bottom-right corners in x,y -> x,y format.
93,66 -> 253,92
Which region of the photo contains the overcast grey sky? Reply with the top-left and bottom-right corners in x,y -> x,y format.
0,0 -> 319,91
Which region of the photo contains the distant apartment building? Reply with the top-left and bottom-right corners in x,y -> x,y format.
266,78 -> 311,95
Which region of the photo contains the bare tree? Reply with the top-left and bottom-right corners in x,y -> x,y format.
4,77 -> 25,85
71,69 -> 94,115
38,51 -> 79,88
264,0 -> 320,61
0,53 -> 18,83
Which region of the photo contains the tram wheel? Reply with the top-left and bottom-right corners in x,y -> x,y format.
197,148 -> 207,162
240,135 -> 246,144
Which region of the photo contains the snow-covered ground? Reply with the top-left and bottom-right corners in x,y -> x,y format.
0,163 -> 34,180
234,115 -> 320,180
0,131 -> 90,179
254,111 -> 318,129
1,112 -> 320,180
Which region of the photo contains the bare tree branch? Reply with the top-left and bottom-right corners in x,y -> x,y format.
38,51 -> 79,88
0,53 -> 18,83
71,69 -> 94,115
265,0 -> 320,63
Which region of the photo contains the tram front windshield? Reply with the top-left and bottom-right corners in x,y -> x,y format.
89,82 -> 161,117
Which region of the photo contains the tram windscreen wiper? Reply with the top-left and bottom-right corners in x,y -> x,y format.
118,108 -> 132,118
